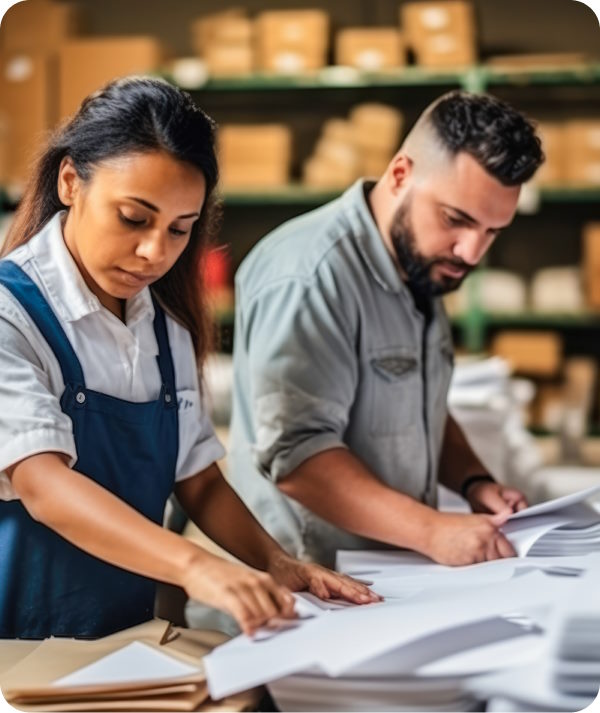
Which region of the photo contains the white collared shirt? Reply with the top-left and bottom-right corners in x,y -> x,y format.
0,212 -> 224,500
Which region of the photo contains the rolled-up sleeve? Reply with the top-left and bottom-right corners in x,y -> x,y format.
243,272 -> 358,482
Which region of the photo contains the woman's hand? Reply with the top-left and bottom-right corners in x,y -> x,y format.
266,551 -> 382,604
181,552 -> 296,636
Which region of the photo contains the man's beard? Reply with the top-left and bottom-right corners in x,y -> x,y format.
389,199 -> 474,298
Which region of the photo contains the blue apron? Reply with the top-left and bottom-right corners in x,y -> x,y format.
0,260 -> 179,639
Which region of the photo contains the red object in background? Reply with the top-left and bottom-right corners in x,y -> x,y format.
203,247 -> 231,291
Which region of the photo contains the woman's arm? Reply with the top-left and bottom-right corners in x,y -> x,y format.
8,452 -> 296,634
175,463 -> 380,604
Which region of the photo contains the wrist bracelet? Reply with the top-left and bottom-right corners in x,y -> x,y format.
460,473 -> 496,499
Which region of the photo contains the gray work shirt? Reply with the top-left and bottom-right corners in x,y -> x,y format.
229,179 -> 454,566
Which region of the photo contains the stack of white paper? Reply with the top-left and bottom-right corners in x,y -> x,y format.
502,484 -> 600,557
550,566 -> 600,698
203,571 -> 579,706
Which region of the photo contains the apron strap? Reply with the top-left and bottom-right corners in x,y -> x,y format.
150,294 -> 177,407
0,260 -> 85,388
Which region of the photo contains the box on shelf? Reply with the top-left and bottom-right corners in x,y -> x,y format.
303,155 -> 358,189
582,222 -> 600,308
534,123 -> 566,186
205,43 -> 253,76
411,31 -> 476,67
255,10 -> 329,73
219,124 -> 292,189
0,0 -> 81,55
58,37 -> 163,120
350,103 -> 403,154
190,8 -> 247,56
490,330 -> 563,377
191,12 -> 254,76
400,1 -> 477,67
564,120 -> 600,186
335,28 -> 405,71
0,52 -> 56,186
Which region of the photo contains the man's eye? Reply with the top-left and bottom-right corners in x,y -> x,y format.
444,214 -> 463,227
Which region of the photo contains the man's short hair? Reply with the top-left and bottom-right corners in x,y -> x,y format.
428,91 -> 544,186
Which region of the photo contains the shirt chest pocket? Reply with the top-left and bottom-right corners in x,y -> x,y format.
367,345 -> 420,436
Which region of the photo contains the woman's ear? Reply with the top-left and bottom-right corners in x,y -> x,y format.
57,156 -> 80,206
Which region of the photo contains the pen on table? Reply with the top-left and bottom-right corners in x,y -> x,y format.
159,620 -> 180,645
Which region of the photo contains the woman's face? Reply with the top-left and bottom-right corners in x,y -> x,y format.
58,150 -> 207,318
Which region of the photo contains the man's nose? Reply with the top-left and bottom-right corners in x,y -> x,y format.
452,229 -> 493,266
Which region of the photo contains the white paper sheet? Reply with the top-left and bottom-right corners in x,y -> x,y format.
509,483 -> 600,521
203,571 -> 577,699
52,641 -> 201,688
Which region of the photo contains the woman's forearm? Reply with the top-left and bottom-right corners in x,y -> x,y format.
10,452 -> 209,587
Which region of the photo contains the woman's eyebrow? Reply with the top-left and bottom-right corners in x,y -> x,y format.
125,196 -> 199,219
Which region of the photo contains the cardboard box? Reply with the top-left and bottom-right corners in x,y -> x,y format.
205,43 -> 253,76
401,1 -> 475,41
335,28 -> 405,70
413,32 -> 476,67
350,103 -> 403,153
490,330 -> 563,377
220,163 -> 289,189
0,0 -> 81,55
58,37 -> 163,120
534,123 -> 566,186
190,9 -> 247,56
583,223 -> 600,308
564,120 -> 600,186
0,52 -> 56,186
0,112 -> 8,184
256,10 -> 329,73
219,124 -> 292,164
303,155 -> 357,189
400,1 -> 477,67
256,10 -> 329,50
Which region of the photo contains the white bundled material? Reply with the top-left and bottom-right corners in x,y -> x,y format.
450,269 -> 527,315
550,564 -> 600,698
530,266 -> 584,314
449,357 -> 542,487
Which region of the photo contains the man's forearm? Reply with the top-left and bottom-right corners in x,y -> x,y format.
437,415 -> 491,494
277,447 -> 437,552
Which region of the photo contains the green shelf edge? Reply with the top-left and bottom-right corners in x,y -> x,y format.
164,63 -> 600,93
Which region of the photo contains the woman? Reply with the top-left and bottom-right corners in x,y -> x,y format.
0,76 -> 379,639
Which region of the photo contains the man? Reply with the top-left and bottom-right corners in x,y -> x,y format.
228,91 -> 544,568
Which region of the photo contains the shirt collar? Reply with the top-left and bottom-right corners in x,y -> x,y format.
30,211 -> 155,327
342,179 -> 405,295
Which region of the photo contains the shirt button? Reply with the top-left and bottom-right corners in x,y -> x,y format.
165,393 -> 172,404
76,392 -> 86,404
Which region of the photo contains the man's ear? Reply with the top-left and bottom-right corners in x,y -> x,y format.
387,152 -> 413,196
57,156 -> 81,206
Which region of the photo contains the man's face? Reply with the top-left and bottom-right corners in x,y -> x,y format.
390,152 -> 521,297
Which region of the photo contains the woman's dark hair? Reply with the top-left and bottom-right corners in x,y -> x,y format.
429,90 -> 544,185
2,75 -> 221,366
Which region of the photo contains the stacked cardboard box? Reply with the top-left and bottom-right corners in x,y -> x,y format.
335,28 -> 405,71
303,103 -> 403,188
191,9 -> 254,76
219,125 -> 292,189
0,0 -> 80,187
400,1 -> 477,68
583,223 -> 600,309
490,331 -> 563,377
564,121 -> 600,186
255,10 -> 329,74
534,123 -> 566,187
58,37 -> 163,120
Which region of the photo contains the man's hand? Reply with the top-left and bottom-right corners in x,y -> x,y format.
467,481 -> 528,515
423,510 -> 516,566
